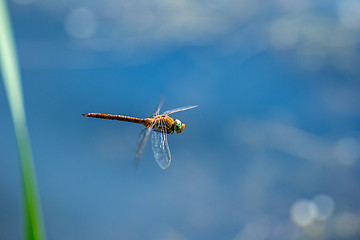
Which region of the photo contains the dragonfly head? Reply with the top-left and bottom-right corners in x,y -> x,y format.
174,119 -> 185,133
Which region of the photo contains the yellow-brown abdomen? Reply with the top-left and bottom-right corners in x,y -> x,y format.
82,113 -> 148,126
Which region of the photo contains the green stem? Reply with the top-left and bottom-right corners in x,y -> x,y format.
0,1 -> 45,239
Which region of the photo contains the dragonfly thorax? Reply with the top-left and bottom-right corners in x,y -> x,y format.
149,115 -> 185,134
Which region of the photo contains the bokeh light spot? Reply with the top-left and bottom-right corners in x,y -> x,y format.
333,138 -> 360,166
290,200 -> 318,227
64,8 -> 97,39
313,194 -> 335,220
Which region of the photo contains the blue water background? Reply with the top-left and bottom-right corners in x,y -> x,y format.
1,1 -> 360,239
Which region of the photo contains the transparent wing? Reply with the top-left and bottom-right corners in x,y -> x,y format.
163,105 -> 198,115
135,127 -> 152,167
151,119 -> 171,169
152,96 -> 165,116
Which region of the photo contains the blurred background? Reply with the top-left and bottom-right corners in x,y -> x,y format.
1,0 -> 360,239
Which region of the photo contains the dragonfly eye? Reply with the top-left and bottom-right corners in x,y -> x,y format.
174,119 -> 184,133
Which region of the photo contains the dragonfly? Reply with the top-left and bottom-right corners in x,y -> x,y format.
82,99 -> 198,169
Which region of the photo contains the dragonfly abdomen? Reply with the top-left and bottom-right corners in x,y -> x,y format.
82,113 -> 148,126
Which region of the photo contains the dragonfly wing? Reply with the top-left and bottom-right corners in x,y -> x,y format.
152,96 -> 165,116
151,120 -> 171,169
163,105 -> 198,115
135,127 -> 152,166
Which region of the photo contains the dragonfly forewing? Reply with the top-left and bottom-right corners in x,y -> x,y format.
152,96 -> 164,117
151,120 -> 171,169
163,105 -> 198,115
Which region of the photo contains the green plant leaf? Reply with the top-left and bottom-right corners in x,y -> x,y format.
0,1 -> 46,239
